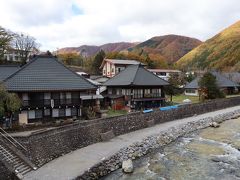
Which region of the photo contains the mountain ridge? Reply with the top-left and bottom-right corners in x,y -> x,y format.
57,42 -> 137,57
128,34 -> 202,63
57,35 -> 202,64
177,20 -> 240,71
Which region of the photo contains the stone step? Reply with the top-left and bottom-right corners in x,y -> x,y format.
0,143 -> 33,177
18,166 -> 32,174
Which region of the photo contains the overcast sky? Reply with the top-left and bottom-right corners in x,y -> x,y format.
0,0 -> 239,51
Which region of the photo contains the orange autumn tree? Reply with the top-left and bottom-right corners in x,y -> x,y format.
148,53 -> 169,69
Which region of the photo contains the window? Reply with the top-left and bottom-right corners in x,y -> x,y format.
118,67 -> 121,73
116,89 -> 121,95
133,89 -> 143,98
122,89 -> 131,96
28,110 -> 35,119
44,109 -> 51,116
9,55 -> 13,61
186,89 -> 196,94
111,68 -> 114,73
44,93 -> 51,99
71,108 -> 77,116
35,110 -> 43,119
127,89 -> 131,95
44,93 -> 51,105
66,92 -> 72,104
152,89 -> 161,97
108,88 -> 112,95
60,92 -> 66,104
103,70 -> 106,75
157,72 -> 167,76
144,89 -> 151,97
60,92 -> 65,99
22,93 -> 29,106
52,109 -> 59,117
59,109 -> 65,117
65,108 -> 71,116
22,93 -> 29,101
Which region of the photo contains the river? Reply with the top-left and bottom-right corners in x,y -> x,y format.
104,118 -> 240,180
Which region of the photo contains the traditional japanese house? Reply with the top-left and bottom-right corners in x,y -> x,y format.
3,55 -> 98,122
100,59 -> 144,78
103,64 -> 169,110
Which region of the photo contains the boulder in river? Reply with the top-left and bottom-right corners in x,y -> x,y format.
210,122 -> 220,128
122,159 -> 133,173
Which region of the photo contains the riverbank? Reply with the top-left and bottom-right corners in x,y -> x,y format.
24,106 -> 240,180
105,117 -> 240,179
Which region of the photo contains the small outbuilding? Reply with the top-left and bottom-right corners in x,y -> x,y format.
184,71 -> 239,96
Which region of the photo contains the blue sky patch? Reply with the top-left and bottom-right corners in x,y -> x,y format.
71,4 -> 83,15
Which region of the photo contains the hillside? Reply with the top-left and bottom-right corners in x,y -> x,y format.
128,35 -> 202,63
177,21 -> 240,71
57,42 -> 136,57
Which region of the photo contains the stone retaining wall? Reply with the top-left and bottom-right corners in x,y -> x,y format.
78,109 -> 240,179
0,161 -> 14,180
16,97 -> 240,166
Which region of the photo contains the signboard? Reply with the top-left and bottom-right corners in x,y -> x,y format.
19,113 -> 28,125
51,99 -> 54,108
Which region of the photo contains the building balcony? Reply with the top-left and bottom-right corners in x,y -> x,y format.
132,93 -> 162,99
22,98 -> 81,108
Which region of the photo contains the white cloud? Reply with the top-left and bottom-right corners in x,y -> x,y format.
0,0 -> 239,51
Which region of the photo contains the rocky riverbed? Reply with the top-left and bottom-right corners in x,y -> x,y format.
79,110 -> 240,179
104,116 -> 240,180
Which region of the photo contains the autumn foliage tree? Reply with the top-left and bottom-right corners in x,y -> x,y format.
106,51 -> 145,62
58,52 -> 83,66
105,51 -> 169,69
148,54 -> 168,69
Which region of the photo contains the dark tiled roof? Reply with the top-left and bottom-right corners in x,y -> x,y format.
185,71 -> 239,89
0,65 -> 20,82
100,59 -> 145,69
103,64 -> 169,87
223,72 -> 240,84
105,59 -> 141,65
4,56 -> 96,92
212,71 -> 239,87
184,77 -> 200,89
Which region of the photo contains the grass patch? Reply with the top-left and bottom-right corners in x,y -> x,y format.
107,109 -> 128,117
167,94 -> 200,104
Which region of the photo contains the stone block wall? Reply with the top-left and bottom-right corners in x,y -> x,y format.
0,161 -> 13,180
17,97 -> 240,166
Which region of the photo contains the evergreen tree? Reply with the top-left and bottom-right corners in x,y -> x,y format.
199,72 -> 225,99
145,55 -> 155,68
92,50 -> 105,74
0,85 -> 21,119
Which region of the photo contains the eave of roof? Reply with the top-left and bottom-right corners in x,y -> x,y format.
3,55 -> 97,92
103,64 -> 169,87
99,58 -> 143,69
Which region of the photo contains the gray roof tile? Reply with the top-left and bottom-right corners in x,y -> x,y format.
103,64 -> 169,86
0,65 -> 20,82
185,71 -> 239,89
4,56 -> 96,92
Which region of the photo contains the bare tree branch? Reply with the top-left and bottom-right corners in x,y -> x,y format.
12,33 -> 40,64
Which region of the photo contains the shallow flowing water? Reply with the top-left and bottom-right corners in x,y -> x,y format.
104,118 -> 240,180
